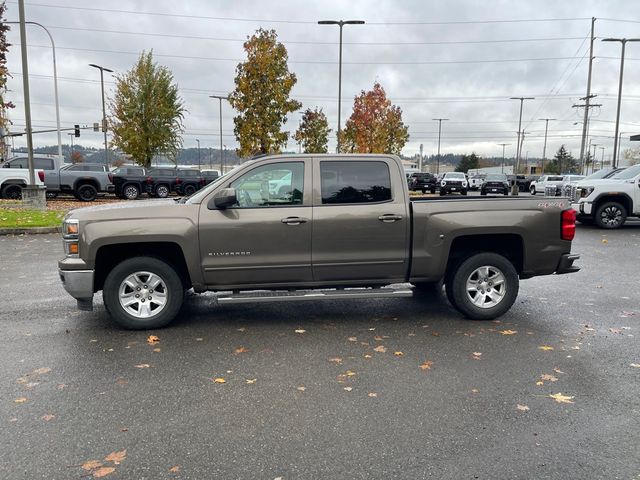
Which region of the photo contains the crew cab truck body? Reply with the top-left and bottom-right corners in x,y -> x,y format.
59,154 -> 580,330
571,163 -> 640,229
2,156 -> 113,201
0,167 -> 45,199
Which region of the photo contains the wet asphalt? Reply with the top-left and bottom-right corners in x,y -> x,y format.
0,220 -> 639,479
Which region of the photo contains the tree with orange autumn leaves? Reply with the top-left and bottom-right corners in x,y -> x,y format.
339,82 -> 409,155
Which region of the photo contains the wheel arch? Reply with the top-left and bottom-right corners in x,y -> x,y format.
593,193 -> 632,215
73,177 -> 100,192
444,234 -> 524,280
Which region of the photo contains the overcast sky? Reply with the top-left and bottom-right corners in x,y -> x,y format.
4,0 -> 640,162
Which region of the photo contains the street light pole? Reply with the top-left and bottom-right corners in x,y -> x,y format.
510,96 -> 534,195
602,38 -> 640,167
590,143 -> 599,175
196,138 -> 201,170
539,118 -> 555,174
89,63 -> 113,166
433,118 -> 449,175
497,143 -> 509,174
318,19 -> 365,153
209,95 -> 228,174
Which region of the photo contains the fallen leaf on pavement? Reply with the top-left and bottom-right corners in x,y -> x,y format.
297,385 -> 306,392
153,348 -> 161,353
41,414 -> 55,422
601,238 -> 608,244
394,351 -> 404,356
538,345 -> 554,351
32,367 -> 51,375
471,389 -> 479,394
213,378 -> 226,384
146,335 -> 160,345
246,379 -> 257,384
343,386 -> 353,392
630,364 -> 640,368
553,368 -> 565,374
81,460 -> 103,471
328,357 -> 342,364
364,354 -> 372,359
500,330 -> 517,335
134,364 -> 151,369
368,392 -> 378,397
373,345 -> 387,353
294,329 -> 306,334
609,328 -> 622,334
93,466 -> 116,478
195,337 -> 204,341
345,370 -> 356,377
549,392 -> 575,404
516,404 -> 530,411
14,397 -> 27,403
169,465 -> 180,473
234,346 -> 248,354
536,381 -> 544,386
472,352 -> 482,360
347,337 -> 357,342
420,360 -> 433,370
104,450 -> 127,465
540,374 -> 558,382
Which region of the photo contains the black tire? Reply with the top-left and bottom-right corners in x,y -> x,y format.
480,190 -> 487,196
76,184 -> 98,202
155,184 -> 170,198
448,253 -> 519,320
461,189 -> 467,196
103,256 -> 184,329
183,184 -> 197,196
430,187 -> 436,194
503,190 -> 509,196
421,189 -> 426,194
439,189 -> 446,196
123,184 -> 140,200
46,191 -> 58,199
576,215 -> 594,225
530,186 -> 536,195
1,184 -> 23,200
594,201 -> 627,229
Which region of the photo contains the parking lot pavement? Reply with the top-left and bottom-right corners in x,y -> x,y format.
1,225 -> 639,479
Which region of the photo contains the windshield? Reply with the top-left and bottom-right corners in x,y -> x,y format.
485,174 -> 507,181
445,173 -> 465,179
611,164 -> 640,180
584,169 -> 617,180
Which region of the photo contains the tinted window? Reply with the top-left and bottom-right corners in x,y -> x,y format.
7,158 -> 27,168
179,170 -> 199,177
34,158 -> 54,170
230,162 -> 304,207
320,161 -> 391,205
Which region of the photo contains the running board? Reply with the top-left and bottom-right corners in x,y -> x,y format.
216,287 -> 413,304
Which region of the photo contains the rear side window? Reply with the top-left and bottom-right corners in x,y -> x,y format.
320,161 -> 391,204
34,158 -> 54,170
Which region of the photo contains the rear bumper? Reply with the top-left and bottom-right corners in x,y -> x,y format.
555,254 -> 580,275
59,269 -> 94,310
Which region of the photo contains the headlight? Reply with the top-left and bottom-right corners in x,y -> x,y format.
62,219 -> 79,257
441,181 -> 446,187
579,187 -> 595,198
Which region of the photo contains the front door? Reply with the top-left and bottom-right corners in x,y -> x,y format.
198,160 -> 313,288
311,157 -> 409,283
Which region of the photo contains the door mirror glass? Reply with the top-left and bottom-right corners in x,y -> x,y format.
209,188 -> 237,209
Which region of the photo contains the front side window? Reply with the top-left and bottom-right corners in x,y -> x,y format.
7,158 -> 27,168
230,162 -> 304,208
320,161 -> 391,204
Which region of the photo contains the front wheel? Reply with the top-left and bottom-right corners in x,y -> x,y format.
76,184 -> 98,202
461,189 -> 467,196
155,184 -> 170,198
103,257 -> 184,329
183,184 -> 197,196
448,253 -> 519,320
439,189 -> 446,196
594,201 -> 627,229
480,191 -> 487,196
530,186 -> 536,195
123,184 -> 140,200
1,184 -> 23,199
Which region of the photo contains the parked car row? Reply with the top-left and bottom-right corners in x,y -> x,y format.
110,167 -> 219,200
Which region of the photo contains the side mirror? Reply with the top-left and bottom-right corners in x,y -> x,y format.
208,188 -> 237,209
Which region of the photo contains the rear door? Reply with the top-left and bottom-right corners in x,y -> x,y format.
198,159 -> 313,287
311,157 -> 409,283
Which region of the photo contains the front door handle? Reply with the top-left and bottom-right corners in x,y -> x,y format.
281,216 -> 309,225
378,214 -> 403,223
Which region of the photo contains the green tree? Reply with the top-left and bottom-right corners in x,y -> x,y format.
109,51 -> 185,168
229,28 -> 301,157
623,147 -> 640,165
340,82 -> 409,154
547,145 -> 578,174
294,108 -> 330,153
456,153 -> 480,173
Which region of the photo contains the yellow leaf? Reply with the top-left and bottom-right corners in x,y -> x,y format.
134,364 -> 150,369
420,360 -> 433,370
374,335 -> 383,341
41,414 -> 55,422
471,388 -> 479,394
213,378 -> 226,384
347,336 -> 357,342
294,329 -> 306,334
345,370 -> 356,377
536,381 -> 544,386
245,378 -> 257,384
538,345 -> 554,351
631,363 -> 640,368
549,392 -> 575,404
368,392 -> 378,397
328,357 -> 342,364
81,460 -> 103,471
601,238 -> 608,244
14,397 -> 27,404
93,466 -> 116,478
516,404 -> 530,411
234,346 -> 248,354
540,374 -> 558,382
394,351 -> 404,356
373,345 -> 387,353
32,367 -> 51,375
500,330 -> 517,335
153,348 -> 161,353
297,385 -> 306,392
146,335 -> 160,345
169,465 -> 180,473
364,354 -> 372,359
343,386 -> 353,392
104,449 -> 127,464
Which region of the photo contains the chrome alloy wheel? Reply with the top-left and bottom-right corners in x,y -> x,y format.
465,265 -> 506,309
118,271 -> 167,318
599,205 -> 623,227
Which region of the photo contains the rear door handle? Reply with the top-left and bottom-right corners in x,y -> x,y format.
281,216 -> 309,225
378,214 -> 403,223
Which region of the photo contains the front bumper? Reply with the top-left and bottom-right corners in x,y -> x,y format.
59,269 -> 94,310
571,201 -> 592,216
555,254 -> 580,275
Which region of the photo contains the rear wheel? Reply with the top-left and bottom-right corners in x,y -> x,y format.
480,190 -> 487,196
123,184 -> 140,200
439,189 -> 446,196
103,257 -> 184,329
430,187 -> 436,194
594,201 -> 626,229
155,184 -> 170,198
183,184 -> 197,196
1,184 -> 23,200
448,253 -> 519,320
530,186 -> 536,195
461,189 -> 467,196
76,184 -> 98,202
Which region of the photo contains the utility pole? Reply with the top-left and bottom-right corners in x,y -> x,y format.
497,143 -> 509,174
209,95 -> 228,174
433,118 -> 449,175
318,19 -> 365,152
510,97 -> 534,194
539,118 -> 555,173
602,37 -> 640,167
89,63 -> 113,166
419,143 -> 423,172
196,138 -> 201,170
579,17 -> 596,168
572,98 -> 601,173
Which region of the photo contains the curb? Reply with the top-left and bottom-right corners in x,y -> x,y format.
0,226 -> 61,236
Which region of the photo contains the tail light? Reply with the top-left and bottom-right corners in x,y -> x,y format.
175,178 -> 181,185
38,171 -> 45,182
146,176 -> 153,184
561,209 -> 576,241
108,173 -> 113,183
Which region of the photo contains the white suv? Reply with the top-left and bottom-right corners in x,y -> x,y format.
571,163 -> 640,229
529,175 -> 565,195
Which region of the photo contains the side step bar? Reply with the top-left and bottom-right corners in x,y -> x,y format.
216,287 -> 413,305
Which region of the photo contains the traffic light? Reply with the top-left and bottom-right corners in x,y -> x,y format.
74,124 -> 80,137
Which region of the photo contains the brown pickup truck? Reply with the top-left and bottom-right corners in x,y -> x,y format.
59,154 -> 580,329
